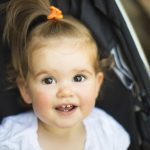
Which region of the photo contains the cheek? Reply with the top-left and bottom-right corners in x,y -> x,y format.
81,91 -> 96,107
29,89 -> 53,111
80,92 -> 96,118
81,81 -> 98,99
77,84 -> 97,110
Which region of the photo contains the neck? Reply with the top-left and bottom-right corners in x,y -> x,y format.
37,119 -> 85,139
37,119 -> 86,150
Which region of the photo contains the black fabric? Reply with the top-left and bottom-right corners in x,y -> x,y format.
96,71 -> 140,150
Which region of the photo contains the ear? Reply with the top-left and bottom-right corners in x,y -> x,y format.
95,72 -> 104,98
16,77 -> 32,104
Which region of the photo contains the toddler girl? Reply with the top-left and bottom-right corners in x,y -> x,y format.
0,0 -> 130,150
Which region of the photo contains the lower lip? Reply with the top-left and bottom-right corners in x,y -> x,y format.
55,107 -> 78,116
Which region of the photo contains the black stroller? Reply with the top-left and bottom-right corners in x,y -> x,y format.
0,0 -> 150,150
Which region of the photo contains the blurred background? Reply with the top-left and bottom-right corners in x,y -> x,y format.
121,0 -> 150,64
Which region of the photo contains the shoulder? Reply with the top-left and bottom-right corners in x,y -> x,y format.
84,107 -> 130,149
85,107 -> 125,129
0,111 -> 36,131
0,111 -> 39,150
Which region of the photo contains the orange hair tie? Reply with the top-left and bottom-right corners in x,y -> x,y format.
47,6 -> 63,20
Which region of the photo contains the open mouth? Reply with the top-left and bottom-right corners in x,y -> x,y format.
55,104 -> 77,112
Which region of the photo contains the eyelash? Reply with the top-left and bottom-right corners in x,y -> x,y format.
41,74 -> 87,85
73,74 -> 87,82
42,77 -> 56,85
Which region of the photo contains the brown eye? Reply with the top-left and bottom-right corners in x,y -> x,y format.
42,77 -> 56,84
73,75 -> 86,82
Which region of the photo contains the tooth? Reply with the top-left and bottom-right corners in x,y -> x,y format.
63,109 -> 68,112
67,105 -> 71,108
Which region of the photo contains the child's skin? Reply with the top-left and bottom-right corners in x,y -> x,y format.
17,37 -> 103,150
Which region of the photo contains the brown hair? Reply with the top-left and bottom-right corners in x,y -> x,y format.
1,0 -> 112,88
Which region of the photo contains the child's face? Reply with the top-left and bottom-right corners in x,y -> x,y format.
18,39 -> 103,129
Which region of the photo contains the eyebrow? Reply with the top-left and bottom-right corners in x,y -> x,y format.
72,69 -> 94,75
34,68 -> 94,78
33,70 -> 57,78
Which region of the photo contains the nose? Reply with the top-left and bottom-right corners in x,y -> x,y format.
56,83 -> 74,99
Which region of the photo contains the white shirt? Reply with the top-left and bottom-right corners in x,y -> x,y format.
0,108 -> 130,150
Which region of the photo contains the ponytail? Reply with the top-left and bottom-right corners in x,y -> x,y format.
1,0 -> 50,84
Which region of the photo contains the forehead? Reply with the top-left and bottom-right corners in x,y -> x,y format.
28,37 -> 97,72
31,39 -> 94,61
29,36 -> 97,58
